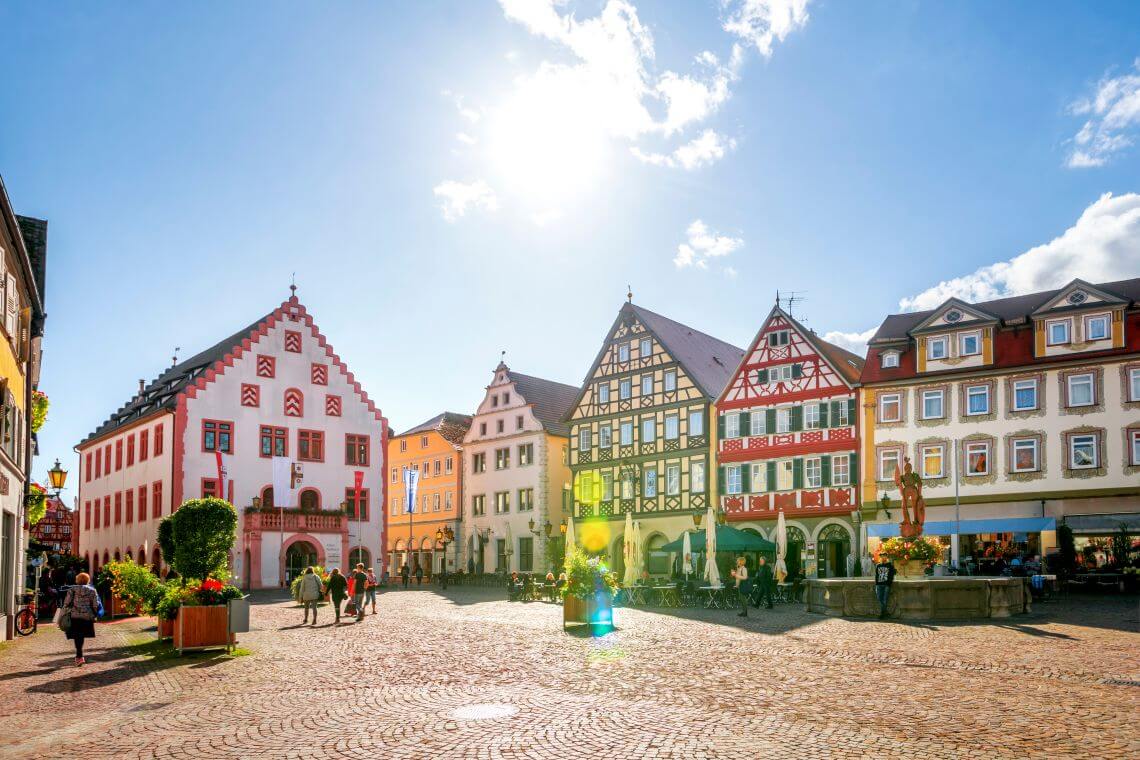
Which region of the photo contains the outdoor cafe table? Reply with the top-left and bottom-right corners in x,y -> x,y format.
652,584 -> 680,607
700,585 -> 727,609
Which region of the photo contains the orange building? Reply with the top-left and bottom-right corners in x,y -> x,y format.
386,412 -> 471,578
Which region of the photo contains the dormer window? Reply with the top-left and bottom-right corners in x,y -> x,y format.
959,332 -> 980,357
768,330 -> 790,347
1085,314 -> 1109,342
1047,319 -> 1071,346
881,351 -> 899,369
927,336 -> 948,360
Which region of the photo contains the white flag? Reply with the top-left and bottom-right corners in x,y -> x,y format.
272,456 -> 295,508
403,467 -> 419,513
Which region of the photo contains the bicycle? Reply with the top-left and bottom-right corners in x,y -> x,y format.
14,593 -> 37,636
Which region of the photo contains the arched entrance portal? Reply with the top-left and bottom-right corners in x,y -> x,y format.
816,524 -> 852,578
285,540 -> 319,584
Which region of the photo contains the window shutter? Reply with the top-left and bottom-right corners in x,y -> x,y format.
818,403 -> 829,429
849,452 -> 858,487
767,461 -> 777,489
741,464 -> 751,493
791,363 -> 803,379
766,409 -> 776,432
4,273 -> 17,342
791,406 -> 803,432
847,398 -> 857,425
821,454 -> 832,487
755,368 -> 769,384
739,411 -> 750,437
793,458 -> 804,489
717,414 -> 725,440
717,466 -> 725,495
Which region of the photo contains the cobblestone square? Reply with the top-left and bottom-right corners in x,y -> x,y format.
1,588 -> 1137,759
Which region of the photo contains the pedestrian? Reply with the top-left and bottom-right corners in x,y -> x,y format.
61,572 -> 101,666
365,568 -> 379,614
400,564 -> 410,589
874,555 -> 897,619
754,556 -> 774,609
351,563 -> 368,622
731,556 -> 750,617
298,567 -> 324,625
414,564 -> 424,585
325,568 -> 348,623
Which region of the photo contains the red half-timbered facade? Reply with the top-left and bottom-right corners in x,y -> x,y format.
715,306 -> 865,578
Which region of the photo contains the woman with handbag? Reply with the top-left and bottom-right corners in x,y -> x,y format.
60,572 -> 101,666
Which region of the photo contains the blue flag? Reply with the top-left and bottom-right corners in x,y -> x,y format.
403,467 -> 420,513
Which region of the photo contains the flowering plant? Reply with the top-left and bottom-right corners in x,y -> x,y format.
877,535 -> 942,564
24,482 -> 47,526
30,390 -> 48,433
562,548 -> 619,600
191,578 -> 242,606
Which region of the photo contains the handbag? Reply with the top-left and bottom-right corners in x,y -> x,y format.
57,591 -> 72,633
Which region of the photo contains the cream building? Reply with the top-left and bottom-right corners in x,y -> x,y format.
462,362 -> 575,575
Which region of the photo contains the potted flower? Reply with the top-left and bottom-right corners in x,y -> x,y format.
562,548 -> 618,630
877,536 -> 943,577
102,559 -> 164,619
172,578 -> 243,652
23,483 -> 47,527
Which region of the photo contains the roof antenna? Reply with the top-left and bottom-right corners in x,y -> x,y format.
289,272 -> 297,298
627,284 -> 633,303
171,347 -> 180,368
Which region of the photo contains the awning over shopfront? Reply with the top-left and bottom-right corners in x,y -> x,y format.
866,517 -> 1056,538
1061,513 -> 1140,534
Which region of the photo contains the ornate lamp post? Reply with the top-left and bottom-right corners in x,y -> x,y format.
879,493 -> 892,521
435,526 -> 454,586
47,458 -> 68,497
692,511 -> 703,528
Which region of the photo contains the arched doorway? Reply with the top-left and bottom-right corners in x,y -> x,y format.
151,546 -> 162,573
419,538 -> 433,578
349,547 -> 371,570
785,526 -> 806,578
285,540 -> 319,584
817,523 -> 852,578
114,549 -> 121,563
611,536 -> 626,579
125,548 -> 134,564
394,539 -> 406,572
137,546 -> 146,565
645,533 -> 669,575
243,548 -> 252,590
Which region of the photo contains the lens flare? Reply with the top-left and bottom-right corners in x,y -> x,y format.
578,518 -> 611,554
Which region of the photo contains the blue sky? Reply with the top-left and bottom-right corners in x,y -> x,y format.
2,1 -> 1139,491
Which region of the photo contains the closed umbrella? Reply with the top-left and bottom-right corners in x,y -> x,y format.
564,514 -> 576,569
775,511 -> 788,583
622,510 -> 637,586
703,502 -> 720,586
631,520 -> 643,580
505,523 -> 513,572
682,531 -> 693,577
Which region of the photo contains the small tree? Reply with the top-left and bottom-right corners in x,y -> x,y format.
1057,523 -> 1077,575
169,498 -> 237,581
1111,524 -> 1132,569
157,517 -> 175,569
544,536 -> 566,574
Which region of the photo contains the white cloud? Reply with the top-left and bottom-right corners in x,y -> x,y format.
432,180 -> 499,222
456,132 -> 477,145
632,129 -> 737,169
822,327 -> 876,356
722,0 -> 811,58
674,219 -> 743,270
1066,58 -> 1140,168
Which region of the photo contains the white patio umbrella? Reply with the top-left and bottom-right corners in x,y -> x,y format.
622,511 -> 637,586
775,511 -> 788,583
703,502 -> 721,586
631,520 -> 643,580
682,530 -> 693,577
564,514 -> 576,569
505,523 -> 513,572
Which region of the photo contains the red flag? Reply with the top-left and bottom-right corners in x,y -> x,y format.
353,471 -> 364,517
215,451 -> 228,496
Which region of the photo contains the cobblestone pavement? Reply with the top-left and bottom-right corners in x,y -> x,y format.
0,588 -> 1137,759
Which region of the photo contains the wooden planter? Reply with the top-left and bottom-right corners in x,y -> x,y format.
563,595 -> 586,625
563,593 -> 614,630
111,594 -> 143,618
157,618 -> 175,639
173,605 -> 234,654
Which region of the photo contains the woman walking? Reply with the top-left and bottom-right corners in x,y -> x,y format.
298,567 -> 324,625
62,572 -> 100,666
325,568 -> 348,623
365,568 -> 379,615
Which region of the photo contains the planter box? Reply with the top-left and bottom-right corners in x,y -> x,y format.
111,594 -> 143,618
563,593 -> 614,631
563,595 -> 586,625
157,618 -> 175,639
174,605 -> 234,654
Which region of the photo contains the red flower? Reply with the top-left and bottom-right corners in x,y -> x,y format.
201,578 -> 224,592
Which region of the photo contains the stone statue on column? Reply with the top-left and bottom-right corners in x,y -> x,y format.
893,457 -> 926,539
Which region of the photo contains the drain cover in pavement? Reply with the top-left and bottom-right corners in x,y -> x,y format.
450,703 -> 518,721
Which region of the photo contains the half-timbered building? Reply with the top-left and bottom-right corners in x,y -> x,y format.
716,306 -> 864,578
567,301 -> 744,576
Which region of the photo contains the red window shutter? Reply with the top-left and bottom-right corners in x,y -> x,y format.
284,388 -> 304,417
257,355 -> 276,378
85,453 -> 92,482
311,363 -> 328,385
155,425 -> 164,456
138,486 -> 148,522
104,497 -> 110,526
241,383 -> 260,407
126,490 -> 134,523
115,492 -> 122,524
140,430 -> 149,461
284,330 -> 302,352
325,394 -> 342,416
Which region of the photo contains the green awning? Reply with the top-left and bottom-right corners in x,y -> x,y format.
659,524 -> 777,553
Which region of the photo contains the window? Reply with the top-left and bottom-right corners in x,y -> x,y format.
518,537 -> 534,572
1069,434 -> 1098,469
516,415 -> 524,430
390,497 -> 398,516
283,388 -> 304,417
422,494 -> 429,513
641,375 -> 653,396
400,439 -> 407,452
1130,430 -> 1140,466
618,343 -> 630,362
495,448 -> 509,470
345,488 -> 369,520
446,456 -> 453,474
137,486 -> 148,522
433,459 -> 440,476
805,457 -> 822,488
643,467 -> 657,497
1012,379 -> 1038,411
620,379 -> 631,399
125,489 -> 134,523
103,496 -> 110,527
688,410 -> 704,436
599,424 -> 612,448
959,332 -> 980,356
640,337 -> 652,356
1066,373 -> 1095,407
750,463 -> 766,492
966,385 -> 990,415
502,392 -> 509,404
445,492 -> 453,511
881,352 -> 899,369
597,383 -> 610,403
518,488 -> 534,511
578,429 -> 591,452
518,443 -> 534,465
479,422 -> 487,436
776,408 -> 792,433
497,420 -> 504,433
804,403 -> 820,430
965,441 -> 990,476
879,393 -> 901,423
768,330 -> 789,346
665,465 -> 680,495
921,445 -> 944,478
641,417 -> 655,443
260,426 -> 287,458
152,482 -> 162,519
491,394 -> 499,408
620,422 -> 633,445
472,452 -> 486,473
1085,314 -> 1109,341
127,435 -> 135,467
84,501 -> 90,530
154,424 -> 164,456
927,336 -> 948,360
1047,320 -> 1070,346
726,465 -> 742,494
664,370 -> 677,392
832,454 -> 850,486
140,429 -> 149,461
298,430 -> 324,462
878,449 -> 900,481
664,414 -> 679,439
1011,438 -> 1040,473
202,420 -> 233,453
202,478 -> 220,499
768,365 -> 795,383
725,413 -> 740,438
691,461 -> 705,493
391,467 -> 398,483
1130,368 -> 1140,402
922,390 -> 944,420
85,453 -> 92,482
750,412 -> 766,436
116,440 -> 123,470
620,473 -> 634,499
601,473 -> 613,501
432,494 -> 441,512
777,460 -> 794,490
346,434 -> 369,466
473,495 -> 486,516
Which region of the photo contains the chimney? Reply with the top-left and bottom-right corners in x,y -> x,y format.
137,379 -> 145,400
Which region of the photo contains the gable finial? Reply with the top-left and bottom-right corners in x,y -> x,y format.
289,272 -> 297,297
627,284 -> 633,304
171,346 -> 180,368
776,289 -> 780,308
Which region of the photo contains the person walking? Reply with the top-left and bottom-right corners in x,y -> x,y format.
325,568 -> 348,623
298,567 -> 324,625
754,555 -> 774,609
61,572 -> 101,666
414,564 -> 424,586
731,556 -> 750,617
874,555 -> 897,619
365,568 -> 379,614
400,564 -> 410,589
351,563 -> 369,622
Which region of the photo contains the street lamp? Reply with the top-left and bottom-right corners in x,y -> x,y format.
434,526 -> 454,587
47,459 -> 67,497
879,493 -> 892,521
559,519 -> 567,536
692,511 -> 703,528
528,518 -> 552,537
